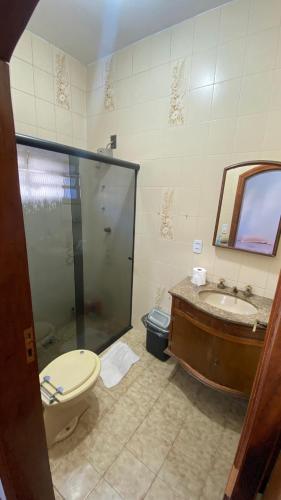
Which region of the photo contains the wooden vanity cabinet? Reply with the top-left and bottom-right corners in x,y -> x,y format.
168,296 -> 265,397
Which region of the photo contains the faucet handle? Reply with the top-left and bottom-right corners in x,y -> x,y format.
244,285 -> 253,297
217,278 -> 226,289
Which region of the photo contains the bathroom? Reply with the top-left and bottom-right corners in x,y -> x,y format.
1,0 -> 281,498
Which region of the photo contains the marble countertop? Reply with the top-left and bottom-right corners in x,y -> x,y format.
169,277 -> 273,327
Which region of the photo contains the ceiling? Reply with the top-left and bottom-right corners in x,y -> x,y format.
28,0 -> 231,64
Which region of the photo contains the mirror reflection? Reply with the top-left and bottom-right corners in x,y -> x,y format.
214,163 -> 281,256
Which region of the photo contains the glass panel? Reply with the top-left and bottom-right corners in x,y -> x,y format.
18,145 -> 77,370
78,157 -> 135,352
17,143 -> 136,369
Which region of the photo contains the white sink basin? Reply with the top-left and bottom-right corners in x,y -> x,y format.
199,291 -> 257,315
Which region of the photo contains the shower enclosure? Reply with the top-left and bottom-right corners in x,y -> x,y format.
17,135 -> 139,370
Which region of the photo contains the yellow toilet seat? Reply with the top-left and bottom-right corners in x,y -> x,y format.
40,350 -> 101,405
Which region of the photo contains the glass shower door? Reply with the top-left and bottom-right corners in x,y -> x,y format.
17,138 -> 138,370
78,157 -> 135,352
18,145 -> 77,370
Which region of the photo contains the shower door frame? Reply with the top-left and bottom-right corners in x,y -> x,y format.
16,134 -> 140,354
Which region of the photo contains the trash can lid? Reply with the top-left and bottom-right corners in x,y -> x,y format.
147,308 -> 170,331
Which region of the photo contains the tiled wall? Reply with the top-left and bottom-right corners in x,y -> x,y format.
86,0 -> 281,326
10,30 -> 87,148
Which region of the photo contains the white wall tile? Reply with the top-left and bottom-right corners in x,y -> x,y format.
133,38 -> 152,73
69,57 -> 87,90
220,0 -> 250,43
190,48 -> 217,89
55,107 -> 73,136
212,79 -> 241,119
10,58 -> 34,95
32,35 -> 53,73
12,89 -> 36,125
234,114 -> 266,152
239,72 -> 273,115
114,46 -> 133,80
37,128 -> 56,142
263,110 -> 281,150
35,98 -> 55,131
238,253 -> 269,289
215,38 -> 246,82
71,86 -> 86,115
133,30 -> 171,74
187,84 -> 213,123
244,28 -> 279,75
87,60 -> 104,91
208,118 -> 236,154
15,121 -> 37,136
193,8 -> 221,52
150,30 -> 171,67
270,69 -> 281,109
34,68 -> 54,103
87,87 -> 105,116
72,113 -> 87,140
13,31 -> 33,63
248,0 -> 281,34
171,18 -> 194,60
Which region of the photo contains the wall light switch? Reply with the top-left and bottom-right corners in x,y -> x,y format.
193,239 -> 203,254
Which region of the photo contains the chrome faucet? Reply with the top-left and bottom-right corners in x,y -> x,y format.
217,278 -> 226,289
243,285 -> 253,298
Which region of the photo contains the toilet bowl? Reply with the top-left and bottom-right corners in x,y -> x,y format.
39,349 -> 100,448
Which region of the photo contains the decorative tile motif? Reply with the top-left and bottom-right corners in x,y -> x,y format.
104,56 -> 115,111
160,190 -> 174,240
169,59 -> 186,126
55,52 -> 70,110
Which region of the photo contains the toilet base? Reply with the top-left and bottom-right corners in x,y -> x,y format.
44,398 -> 89,448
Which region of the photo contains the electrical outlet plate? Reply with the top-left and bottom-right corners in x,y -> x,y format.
193,239 -> 203,254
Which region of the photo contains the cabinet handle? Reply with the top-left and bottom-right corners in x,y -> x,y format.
213,358 -> 219,366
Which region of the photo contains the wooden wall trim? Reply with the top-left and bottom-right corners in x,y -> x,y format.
0,0 -> 39,61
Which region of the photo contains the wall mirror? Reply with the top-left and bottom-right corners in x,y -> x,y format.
213,161 -> 281,256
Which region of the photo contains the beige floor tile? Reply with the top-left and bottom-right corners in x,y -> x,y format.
121,378 -> 159,418
48,330 -> 243,500
83,428 -> 124,474
98,396 -> 143,445
145,477 -> 185,500
52,454 -> 101,500
159,447 -> 205,498
153,384 -> 192,421
49,420 -> 91,471
126,425 -> 171,473
194,386 -> 232,425
200,474 -> 226,500
169,367 -> 202,401
81,386 -> 116,430
105,448 -> 155,500
87,479 -> 122,500
137,405 -> 183,446
172,424 -> 221,471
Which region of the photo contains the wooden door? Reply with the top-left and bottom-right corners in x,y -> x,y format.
224,272 -> 281,499
0,1 -> 54,499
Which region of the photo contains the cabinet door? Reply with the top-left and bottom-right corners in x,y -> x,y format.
170,313 -> 214,380
210,336 -> 261,396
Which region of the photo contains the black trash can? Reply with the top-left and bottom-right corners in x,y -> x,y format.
142,308 -> 170,362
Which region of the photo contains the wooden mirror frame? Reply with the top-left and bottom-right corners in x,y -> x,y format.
213,161 -> 281,257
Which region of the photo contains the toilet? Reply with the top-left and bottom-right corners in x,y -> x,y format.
39,349 -> 101,448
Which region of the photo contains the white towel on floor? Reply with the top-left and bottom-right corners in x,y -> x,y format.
100,341 -> 140,388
